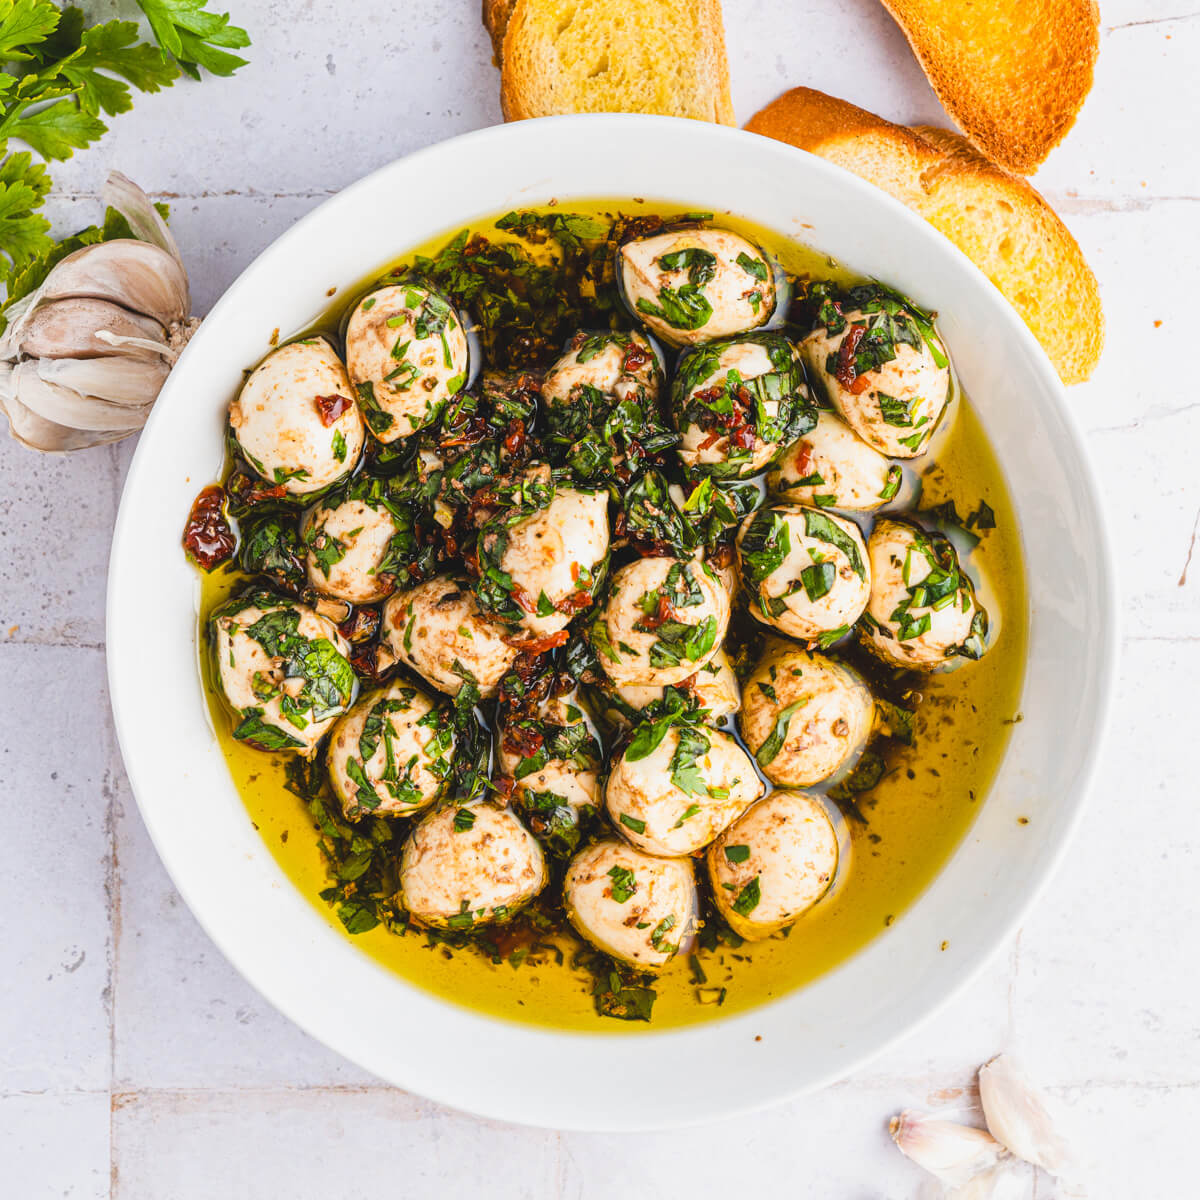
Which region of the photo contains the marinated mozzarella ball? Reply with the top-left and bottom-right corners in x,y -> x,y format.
380,576 -> 518,698
707,790 -> 840,940
737,504 -> 870,642
592,556 -> 730,687
768,410 -> 901,510
563,840 -> 698,970
739,641 -> 873,787
344,282 -> 470,443
229,338 -> 364,495
618,227 -> 780,348
542,329 -> 662,410
209,592 -> 355,756
399,802 -> 547,928
800,286 -> 952,459
327,682 -> 454,819
606,724 -> 764,857
598,649 -> 741,729
496,689 -> 603,854
477,484 -> 610,636
862,518 -> 989,669
672,334 -> 812,478
302,491 -> 402,605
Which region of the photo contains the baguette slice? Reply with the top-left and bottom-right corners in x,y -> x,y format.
746,87 -> 1102,385
483,0 -> 516,64
500,0 -> 735,125
881,0 -> 1099,174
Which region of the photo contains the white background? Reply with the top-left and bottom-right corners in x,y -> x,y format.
2,1 -> 1197,1196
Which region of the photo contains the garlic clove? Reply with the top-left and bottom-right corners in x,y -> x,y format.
978,1055 -> 1076,1176
946,1159 -> 1038,1200
889,1110 -> 1005,1188
37,238 -> 189,328
31,354 -> 171,409
9,363 -> 152,430
102,170 -> 186,269
0,385 -> 135,452
16,298 -> 167,361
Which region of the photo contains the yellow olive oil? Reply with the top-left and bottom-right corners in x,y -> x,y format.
199,203 -> 1027,1032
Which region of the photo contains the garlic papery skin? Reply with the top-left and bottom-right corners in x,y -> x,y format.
978,1055 -> 1077,1176
946,1159 -> 1037,1200
0,172 -> 196,452
889,1110 -> 1005,1188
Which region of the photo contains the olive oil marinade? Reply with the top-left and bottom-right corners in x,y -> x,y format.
197,201 -> 1027,1032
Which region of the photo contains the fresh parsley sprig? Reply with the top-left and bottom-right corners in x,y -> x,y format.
0,1 -> 248,287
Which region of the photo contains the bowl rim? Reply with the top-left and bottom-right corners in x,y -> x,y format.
107,113 -> 1119,1131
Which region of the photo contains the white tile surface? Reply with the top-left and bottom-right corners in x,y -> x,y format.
2,1 -> 1197,1196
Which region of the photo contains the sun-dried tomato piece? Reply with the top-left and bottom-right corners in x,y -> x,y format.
338,607 -> 380,644
637,593 -> 679,632
835,324 -> 869,393
183,485 -> 235,572
314,393 -> 352,426
622,342 -> 651,372
502,628 -> 569,655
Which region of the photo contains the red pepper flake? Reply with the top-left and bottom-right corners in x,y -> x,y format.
314,393 -> 352,426
835,324 -> 871,394
502,629 -> 569,655
182,485 -> 235,572
794,440 -> 814,477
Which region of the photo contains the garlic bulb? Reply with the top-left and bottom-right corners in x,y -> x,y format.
0,171 -> 198,452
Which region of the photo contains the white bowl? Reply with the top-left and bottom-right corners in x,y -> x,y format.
107,115 -> 1117,1131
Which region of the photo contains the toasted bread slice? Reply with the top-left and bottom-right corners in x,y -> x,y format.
746,88 -> 1102,384
483,0 -> 516,64
499,0 -> 735,125
881,0 -> 1099,174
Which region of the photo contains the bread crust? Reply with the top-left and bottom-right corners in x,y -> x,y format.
482,0 -> 516,65
880,0 -> 1099,174
746,87 -> 1103,384
499,0 -> 735,125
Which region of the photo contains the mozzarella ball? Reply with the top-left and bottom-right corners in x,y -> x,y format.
707,790 -> 840,940
593,556 -> 730,687
672,334 -> 811,478
229,338 -> 364,495
619,227 -> 779,347
542,329 -> 662,409
479,485 -> 610,636
210,593 -> 355,756
737,504 -> 870,642
599,648 -> 741,729
380,576 -> 518,698
738,641 -> 873,787
399,802 -> 547,928
767,410 -> 901,510
606,724 -> 764,857
800,292 -> 952,459
496,689 -> 603,852
302,494 -> 401,605
327,682 -> 455,820
563,840 -> 698,970
862,518 -> 989,669
345,282 -> 469,443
